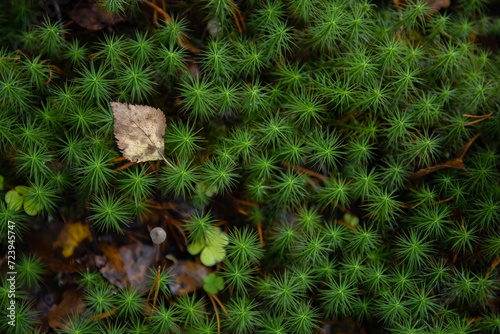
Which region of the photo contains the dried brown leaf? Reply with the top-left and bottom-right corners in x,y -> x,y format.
68,0 -> 124,31
47,290 -> 86,331
96,242 -> 155,292
111,102 -> 167,163
53,221 -> 92,258
168,260 -> 210,296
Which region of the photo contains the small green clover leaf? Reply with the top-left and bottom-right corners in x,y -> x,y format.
206,226 -> 229,246
203,273 -> 224,294
24,198 -> 42,216
4,185 -> 40,216
344,213 -> 359,227
0,175 -> 4,190
192,182 -> 219,208
187,238 -> 206,255
15,185 -> 30,196
5,190 -> 23,211
196,182 -> 218,198
187,226 -> 229,266
200,245 -> 226,267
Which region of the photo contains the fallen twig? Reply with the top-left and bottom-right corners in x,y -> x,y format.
410,133 -> 480,180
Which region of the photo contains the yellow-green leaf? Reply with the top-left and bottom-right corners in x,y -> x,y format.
15,185 -> 30,196
207,229 -> 229,248
200,244 -> 226,266
24,198 -> 42,216
344,213 -> 359,227
187,238 -> 205,255
203,273 -> 225,294
5,190 -> 23,211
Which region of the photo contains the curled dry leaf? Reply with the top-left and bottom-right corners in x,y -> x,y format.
168,260 -> 210,296
47,290 -> 86,331
53,221 -> 92,258
68,0 -> 124,31
111,102 -> 167,163
96,242 -> 155,292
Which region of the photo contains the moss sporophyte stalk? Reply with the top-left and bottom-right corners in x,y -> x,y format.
1,0 -> 500,333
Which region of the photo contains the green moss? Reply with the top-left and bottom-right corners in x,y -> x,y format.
1,0 -> 500,332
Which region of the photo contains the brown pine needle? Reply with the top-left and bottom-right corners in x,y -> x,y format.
143,0 -> 200,53
111,156 -> 127,162
42,64 -> 63,86
463,112 -> 493,118
62,20 -> 74,30
207,293 -> 221,333
87,51 -> 103,60
166,222 -> 184,252
231,5 -> 243,33
430,196 -> 454,205
42,66 -> 53,85
168,217 -> 189,246
145,266 -> 161,316
233,198 -> 257,207
235,3 -> 246,30
49,64 -> 64,74
211,293 -> 230,318
215,220 -> 228,227
237,208 -> 249,215
91,308 -> 117,321
282,161 -> 327,181
491,257 -> 500,270
164,216 -> 187,252
257,221 -> 264,248
486,257 -> 500,278
151,268 -> 162,316
143,0 -> 172,22
114,161 -> 136,171
463,112 -> 493,126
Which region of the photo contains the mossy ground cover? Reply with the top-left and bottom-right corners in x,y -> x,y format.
1,0 -> 500,333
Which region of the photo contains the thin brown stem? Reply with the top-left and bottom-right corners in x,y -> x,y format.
257,221 -> 264,248
143,0 -> 200,53
458,133 -> 481,160
151,266 -> 162,316
157,149 -> 175,169
231,4 -> 242,33
168,217 -> 189,246
153,7 -> 158,24
143,0 -> 172,22
211,293 -> 230,318
235,1 -> 246,30
463,113 -> 493,126
145,265 -> 161,316
114,161 -> 136,171
486,257 -> 500,278
207,293 -> 221,333
111,156 -> 127,162
282,162 -> 327,181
